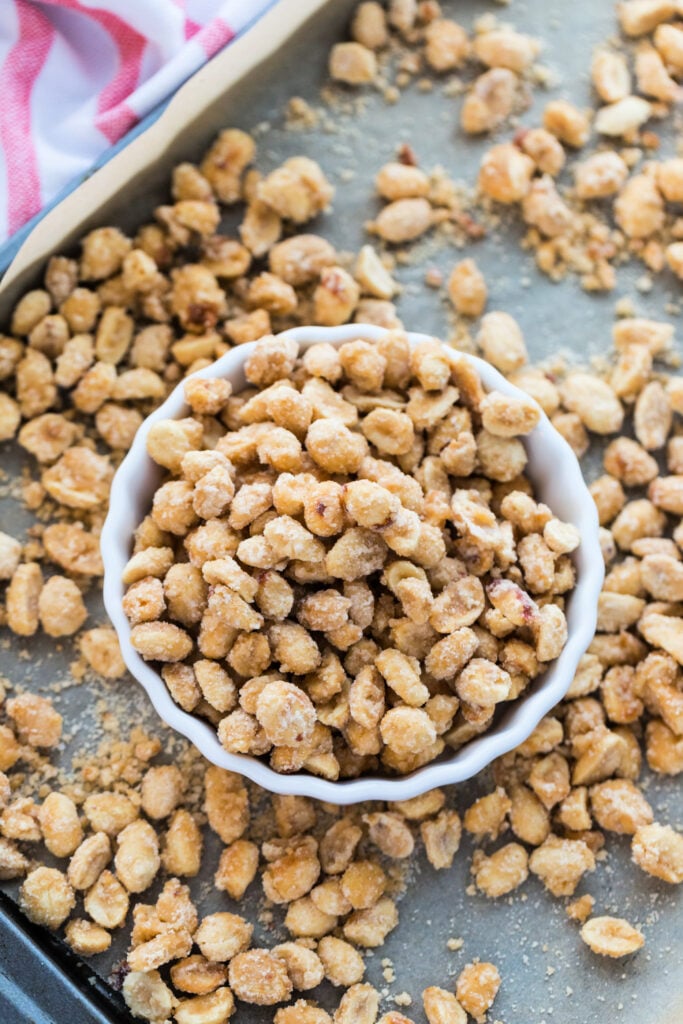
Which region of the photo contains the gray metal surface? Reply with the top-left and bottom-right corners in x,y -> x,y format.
1,0 -> 682,1021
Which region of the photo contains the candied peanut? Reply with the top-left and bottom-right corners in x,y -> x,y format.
174,988 -> 235,1024
340,859 -> 386,910
572,726 -> 628,784
464,787 -> 511,839
474,27 -> 539,71
0,534 -> 20,583
42,446 -> 113,509
375,159 -> 428,198
131,621 -> 193,662
423,987 -> 467,1024
523,175 -> 573,237
632,822 -> 683,883
581,916 -> 644,957
528,752 -> 571,809
0,729 -> 21,775
16,348 -> 57,417
529,836 -> 595,896
123,576 -> 166,626
634,381 -> 671,451
509,785 -> 550,846
618,0 -> 677,36
123,971 -> 177,1023
115,819 -> 160,893
85,869 -> 129,929
19,411 -> 78,463
83,792 -> 137,837
214,839 -> 259,900
6,693 -> 61,748
589,475 -> 625,527
422,17 -> 468,70
140,764 -> 184,820
275,1003 -> 330,1024
615,173 -> 664,239
654,22 -> 683,67
257,156 -> 333,224
455,962 -> 501,1019
200,128 -> 254,203
612,498 -> 666,551
478,143 -> 534,203
613,317 -> 673,355
0,392 -> 20,441
640,554 -> 683,601
594,95 -> 651,138
204,767 -> 249,845
646,720 -> 683,775
575,151 -> 629,199
650,474 -> 683,515
161,809 -> 202,878
456,658 -> 511,705
195,911 -> 252,962
473,842 -> 529,897
284,895 -> 337,938
271,942 -> 324,991
335,984 -> 380,1024
38,575 -> 88,637
461,66 -> 517,134
340,339 -> 386,391
269,236 -> 335,289
352,2 -> 388,48
420,809 -> 462,869
326,529 -> 387,582
370,198 -> 433,244
592,49 -> 631,103
636,41 -> 679,100
128,929 -> 193,972
447,259 -> 487,317
229,949 -> 292,1005
39,792 -> 82,858
67,832 -> 112,891
12,289 -> 52,337
318,935 -> 365,987
591,779 -> 653,834
597,592 -> 645,632
343,895 -> 398,947
80,226 -> 131,279
374,648 -> 428,706
355,244 -> 397,300
65,919 -> 111,957
551,412 -> 589,458
262,838 -> 321,904
477,311 -> 527,373
330,42 -> 377,84
361,408 -> 414,457
611,344 -> 652,400
481,390 -> 540,438
19,867 -> 75,929
6,563 -> 43,637
516,130 -> 564,179
638,613 -> 683,665
561,373 -> 623,434
543,100 -> 590,147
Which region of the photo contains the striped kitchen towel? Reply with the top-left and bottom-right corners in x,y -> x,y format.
0,0 -> 278,244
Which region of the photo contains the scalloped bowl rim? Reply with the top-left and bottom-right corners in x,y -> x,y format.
101,324 -> 604,805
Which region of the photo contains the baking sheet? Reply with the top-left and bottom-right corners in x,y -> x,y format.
1,0 -> 683,1021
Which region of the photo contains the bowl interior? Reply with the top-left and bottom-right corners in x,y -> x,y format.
102,325 -> 604,804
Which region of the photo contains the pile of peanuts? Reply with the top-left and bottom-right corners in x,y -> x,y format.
330,0 -> 683,294
122,329 -> 577,780
0,1 -> 683,1021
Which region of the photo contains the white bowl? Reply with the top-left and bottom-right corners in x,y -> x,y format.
102,325 -> 604,805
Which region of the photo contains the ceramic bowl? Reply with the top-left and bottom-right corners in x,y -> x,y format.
101,324 -> 604,805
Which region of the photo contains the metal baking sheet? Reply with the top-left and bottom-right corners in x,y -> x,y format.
1,0 -> 683,1021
